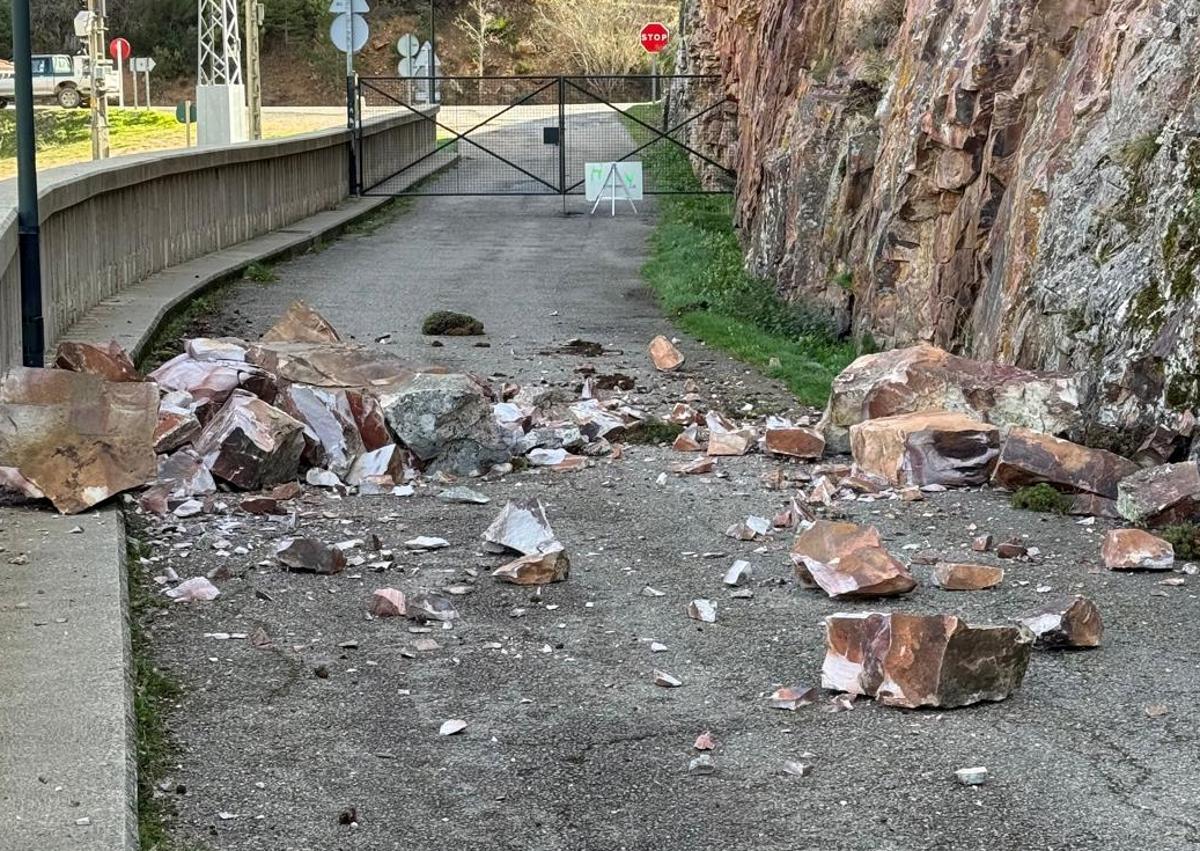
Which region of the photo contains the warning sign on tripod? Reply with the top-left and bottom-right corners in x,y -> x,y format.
585,161 -> 644,216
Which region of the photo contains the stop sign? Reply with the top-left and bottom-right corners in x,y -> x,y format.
109,37 -> 131,62
640,22 -> 670,53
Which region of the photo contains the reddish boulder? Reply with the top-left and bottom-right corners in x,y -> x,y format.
764,427 -> 825,460
54,340 -> 141,382
790,520 -> 882,585
1116,461 -> 1200,525
992,428 -> 1138,498
261,300 -> 342,344
194,390 -> 306,489
931,563 -> 1004,591
822,612 -> 1034,708
791,521 -> 914,598
1101,529 -> 1174,571
850,411 -> 1000,486
820,344 -> 1080,452
247,341 -> 413,391
1018,596 -> 1103,648
0,368 -> 157,513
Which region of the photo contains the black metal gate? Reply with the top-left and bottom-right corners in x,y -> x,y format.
354,74 -> 735,197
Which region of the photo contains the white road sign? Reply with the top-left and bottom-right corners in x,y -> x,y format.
330,13 -> 368,53
130,57 -> 156,72
396,33 -> 420,57
328,0 -> 368,12
397,56 -> 415,77
585,161 -> 644,202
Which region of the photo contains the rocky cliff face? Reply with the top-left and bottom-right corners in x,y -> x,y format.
675,0 -> 1200,451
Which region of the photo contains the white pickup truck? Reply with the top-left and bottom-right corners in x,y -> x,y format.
0,54 -> 118,109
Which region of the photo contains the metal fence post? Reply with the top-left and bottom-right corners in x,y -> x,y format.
13,0 -> 44,366
347,75 -> 360,197
557,76 -> 566,211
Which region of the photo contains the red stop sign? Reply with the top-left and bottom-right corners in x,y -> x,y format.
640,22 -> 670,53
109,37 -> 131,62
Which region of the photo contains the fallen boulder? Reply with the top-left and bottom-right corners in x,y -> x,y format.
1018,596 -> 1103,648
380,373 -> 510,475
279,384 -> 365,477
790,520 -> 882,585
1101,528 -> 1174,571
805,546 -> 917,599
149,353 -> 255,409
54,340 -> 142,382
850,411 -> 1000,487
931,563 -> 1004,591
992,428 -> 1138,499
1116,461 -> 1200,525
247,341 -> 413,391
764,426 -> 825,460
369,588 -> 407,617
0,368 -> 157,513
492,545 -> 570,585
649,336 -> 684,371
261,300 -> 342,344
194,390 -> 306,490
820,344 -> 1080,453
482,498 -> 558,555
822,612 -> 1033,709
275,538 -> 347,574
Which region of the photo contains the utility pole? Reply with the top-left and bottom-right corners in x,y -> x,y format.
244,0 -> 263,140
12,0 -> 44,366
87,0 -> 110,159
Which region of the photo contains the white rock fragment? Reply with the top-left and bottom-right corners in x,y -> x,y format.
955,766 -> 988,786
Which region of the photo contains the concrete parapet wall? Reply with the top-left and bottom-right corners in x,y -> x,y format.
0,108 -> 435,370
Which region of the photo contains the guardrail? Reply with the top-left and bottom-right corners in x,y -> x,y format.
0,108 -> 436,370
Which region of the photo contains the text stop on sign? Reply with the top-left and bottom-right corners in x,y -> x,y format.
640,22 -> 670,53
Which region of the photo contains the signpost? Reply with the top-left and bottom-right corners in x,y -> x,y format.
130,56 -> 155,108
330,0 -> 369,195
585,161 -> 643,216
640,22 -> 670,101
108,37 -> 129,107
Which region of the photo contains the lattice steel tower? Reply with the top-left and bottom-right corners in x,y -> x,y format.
196,0 -> 248,144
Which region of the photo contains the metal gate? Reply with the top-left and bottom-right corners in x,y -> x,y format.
354,74 -> 735,197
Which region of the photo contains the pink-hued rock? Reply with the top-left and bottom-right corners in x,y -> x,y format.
790,520 -> 882,585
819,346 -> 1079,453
1101,528 -> 1175,571
649,335 -> 685,371
790,520 -> 914,598
850,411 -> 1000,487
764,426 -> 826,460
165,576 -> 220,603
0,368 -> 157,513
369,588 -> 407,617
149,353 -> 247,407
275,537 -> 347,574
54,340 -> 142,382
261,300 -> 342,345
992,428 -> 1138,499
822,612 -> 1033,709
279,384 -> 365,477
931,563 -> 1004,591
1018,596 -> 1103,649
194,390 -> 306,490
492,546 -> 570,585
246,341 -> 414,391
0,466 -> 44,499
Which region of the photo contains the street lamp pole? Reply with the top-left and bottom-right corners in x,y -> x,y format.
12,0 -> 45,366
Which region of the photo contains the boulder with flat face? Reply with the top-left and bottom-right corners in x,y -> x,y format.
992,428 -> 1138,499
247,341 -> 414,391
1018,596 -> 1103,648
194,390 -> 306,489
648,336 -> 685,371
790,520 -> 882,585
764,426 -> 826,460
54,340 -> 142,382
0,367 -> 157,513
850,411 -> 1000,487
261,300 -> 342,344
149,353 -> 246,409
279,385 -> 365,477
822,612 -> 1034,709
820,344 -> 1080,453
380,373 -> 510,475
931,563 -> 1004,591
791,520 -> 914,598
1101,528 -> 1174,571
1116,461 -> 1200,525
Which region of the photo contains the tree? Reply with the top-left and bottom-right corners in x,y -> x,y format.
536,0 -> 676,77
455,0 -> 501,78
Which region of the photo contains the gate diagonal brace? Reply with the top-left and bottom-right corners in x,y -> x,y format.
359,77 -> 561,194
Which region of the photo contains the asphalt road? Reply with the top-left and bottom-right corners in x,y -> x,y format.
137,173 -> 1200,850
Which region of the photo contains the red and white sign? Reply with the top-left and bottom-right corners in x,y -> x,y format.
640,22 -> 670,54
109,37 -> 131,62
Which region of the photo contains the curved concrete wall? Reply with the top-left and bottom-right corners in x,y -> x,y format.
0,109 -> 435,370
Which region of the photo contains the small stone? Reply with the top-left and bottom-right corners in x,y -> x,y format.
955,767 -> 988,786
654,670 -> 683,688
165,576 -> 220,603
996,541 -> 1027,559
275,538 -> 347,574
438,486 -> 491,505
931,563 -> 1004,591
971,534 -> 993,553
493,546 -> 570,585
723,560 -> 753,587
782,761 -> 813,777
1018,596 -> 1103,649
694,731 -> 716,750
369,588 -> 406,617
438,719 -> 467,736
688,755 -> 715,775
687,599 -> 717,623
649,335 -> 685,371
768,685 -> 817,711
405,536 -> 450,551
1101,528 -> 1174,571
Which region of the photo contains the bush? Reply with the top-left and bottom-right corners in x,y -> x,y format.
1010,483 -> 1073,514
421,311 -> 484,336
1160,523 -> 1200,560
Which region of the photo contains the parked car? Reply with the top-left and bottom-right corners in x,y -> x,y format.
0,54 -> 118,109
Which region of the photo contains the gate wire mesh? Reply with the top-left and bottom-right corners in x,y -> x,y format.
357,74 -> 734,197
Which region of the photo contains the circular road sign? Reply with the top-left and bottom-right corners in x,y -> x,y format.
109,37 -> 131,62
330,13 -> 368,54
397,33 -> 420,57
640,22 -> 670,53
